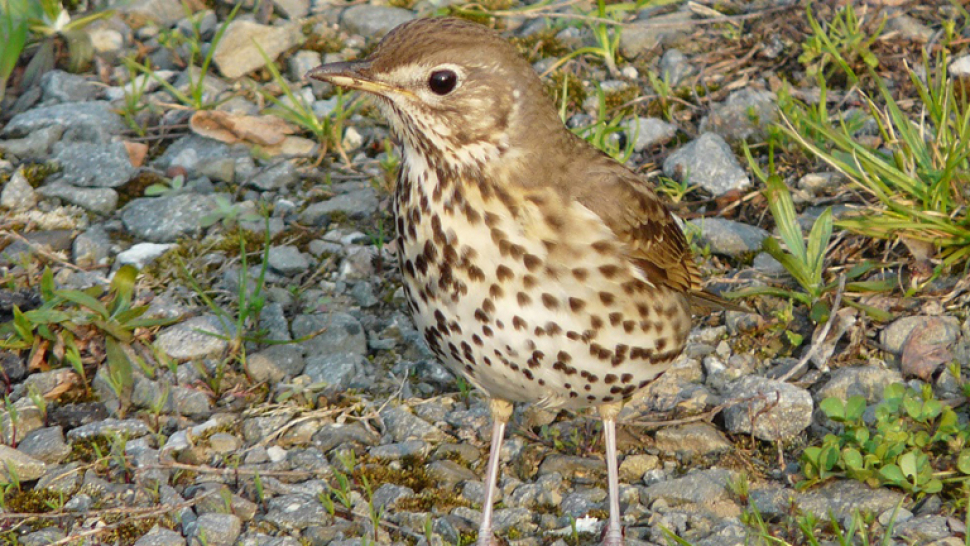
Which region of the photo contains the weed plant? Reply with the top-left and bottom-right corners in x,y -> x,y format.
779,50 -> 970,283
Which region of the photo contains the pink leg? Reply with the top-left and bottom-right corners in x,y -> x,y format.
477,399 -> 512,546
600,403 -> 624,546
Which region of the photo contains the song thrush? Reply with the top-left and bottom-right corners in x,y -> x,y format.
309,17 -> 718,546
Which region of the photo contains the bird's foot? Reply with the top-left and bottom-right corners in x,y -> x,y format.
601,522 -> 624,546
475,534 -> 501,546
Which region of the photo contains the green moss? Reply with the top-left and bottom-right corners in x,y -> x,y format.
510,29 -> 570,63
547,71 -> 587,114
71,437 -> 112,463
4,489 -> 63,514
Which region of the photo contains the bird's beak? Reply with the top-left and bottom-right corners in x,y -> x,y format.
306,60 -> 396,96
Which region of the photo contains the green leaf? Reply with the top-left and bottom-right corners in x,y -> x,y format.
57,289 -> 109,319
898,451 -> 917,478
878,464 -> 906,486
764,175 -> 806,265
104,337 -> 133,399
956,450 -> 970,475
805,208 -> 833,288
109,265 -> 138,317
819,398 -> 845,421
39,267 -> 55,302
844,396 -> 867,422
842,447 -> 863,471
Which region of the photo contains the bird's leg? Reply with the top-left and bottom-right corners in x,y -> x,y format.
600,402 -> 625,546
477,398 -> 513,546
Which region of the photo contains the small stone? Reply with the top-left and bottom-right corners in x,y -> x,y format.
268,245 -> 310,276
2,101 -> 125,143
190,513 -> 241,546
212,21 -> 305,79
155,315 -> 236,360
134,526 -> 186,546
289,50 -> 322,82
699,88 -> 778,142
688,218 -> 769,257
624,117 -> 677,151
641,468 -> 735,506
36,183 -> 118,214
341,5 -> 415,38
116,243 -> 176,269
663,133 -> 751,196
248,162 -> 299,191
0,445 -> 46,481
41,70 -> 100,103
619,454 -> 660,483
299,187 -> 379,224
0,169 -> 38,211
304,352 -> 370,389
121,193 -> 220,242
619,11 -> 694,58
653,422 -> 731,458
659,49 -> 693,87
380,405 -> 449,443
51,141 -> 136,188
247,345 -> 305,383
272,0 -> 310,19
293,312 -> 367,356
723,376 -> 813,440
17,427 -> 71,464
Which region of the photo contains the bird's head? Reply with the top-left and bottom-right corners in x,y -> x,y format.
308,17 -> 560,170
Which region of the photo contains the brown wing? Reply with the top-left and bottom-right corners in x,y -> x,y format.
574,165 -> 700,295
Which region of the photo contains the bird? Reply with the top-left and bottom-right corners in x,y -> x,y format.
309,17 -> 719,546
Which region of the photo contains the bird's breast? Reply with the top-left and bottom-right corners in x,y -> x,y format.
393,159 -> 691,409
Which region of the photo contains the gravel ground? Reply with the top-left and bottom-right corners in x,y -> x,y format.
1,0 -> 969,545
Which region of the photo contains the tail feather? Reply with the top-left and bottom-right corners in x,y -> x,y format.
689,290 -> 749,313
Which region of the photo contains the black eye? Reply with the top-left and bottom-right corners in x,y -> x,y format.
428,70 -> 458,95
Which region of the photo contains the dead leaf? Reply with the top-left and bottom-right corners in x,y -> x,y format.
43,371 -> 80,400
901,317 -> 956,381
190,110 -> 299,146
124,141 -> 149,168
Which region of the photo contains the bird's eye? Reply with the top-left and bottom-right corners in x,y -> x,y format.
428,70 -> 458,95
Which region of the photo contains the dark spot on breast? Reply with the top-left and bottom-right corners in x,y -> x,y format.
592,240 -> 612,254
599,292 -> 615,305
489,283 -> 504,299
569,298 -> 586,312
545,322 -> 562,335
572,268 -> 588,281
523,275 -> 538,289
609,312 -> 622,326
523,254 -> 541,271
482,298 -> 496,314
621,373 -> 633,384
541,293 -> 558,309
474,309 -> 489,322
482,325 -> 494,337
517,292 -> 532,306
472,334 -> 484,346
604,374 -> 618,384
623,320 -> 635,333
496,265 -> 514,282
513,316 -> 527,330
468,265 -> 485,282
590,315 -> 604,329
599,264 -> 620,279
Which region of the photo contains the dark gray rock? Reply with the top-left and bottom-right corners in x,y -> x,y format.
304,352 -> 371,389
619,11 -> 694,58
2,101 -> 126,142
17,426 -> 71,464
653,422 -> 732,458
815,366 -> 904,404
134,526 -> 187,546
156,315 -> 235,360
41,70 -> 100,103
0,125 -> 64,159
66,418 -> 150,441
248,162 -> 299,191
51,141 -> 135,188
380,404 -> 448,443
0,169 -> 38,210
293,312 -> 367,356
38,182 -> 119,213
624,117 -> 677,151
341,5 -> 415,37
700,88 -> 778,141
189,513 -> 241,546
263,494 -> 332,531
121,193 -> 220,242
268,245 -> 310,276
664,133 -> 751,195
247,345 -> 305,383
641,468 -> 736,506
299,187 -> 379,225
723,376 -> 813,440
688,218 -> 769,257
